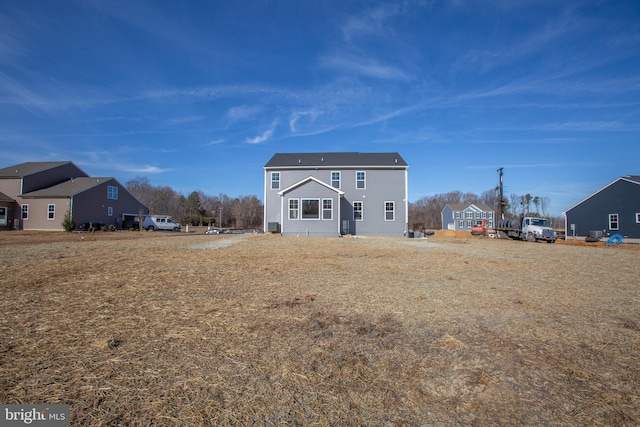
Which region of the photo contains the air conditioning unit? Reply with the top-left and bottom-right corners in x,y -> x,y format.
267,222 -> 280,233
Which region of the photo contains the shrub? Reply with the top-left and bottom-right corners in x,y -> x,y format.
62,210 -> 76,232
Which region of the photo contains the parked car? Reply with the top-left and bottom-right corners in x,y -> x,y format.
204,228 -> 220,235
142,215 -> 181,231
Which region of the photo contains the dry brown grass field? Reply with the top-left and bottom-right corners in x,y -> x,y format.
1,229 -> 638,426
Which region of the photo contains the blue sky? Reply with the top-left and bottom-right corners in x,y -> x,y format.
1,0 -> 639,216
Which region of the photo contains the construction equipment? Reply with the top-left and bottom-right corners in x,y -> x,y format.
471,220 -> 488,236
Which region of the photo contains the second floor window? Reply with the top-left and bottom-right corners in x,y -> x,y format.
271,172 -> 280,190
356,171 -> 366,189
331,171 -> 341,188
107,185 -> 118,200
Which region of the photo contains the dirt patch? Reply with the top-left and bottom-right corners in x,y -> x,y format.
0,231 -> 638,425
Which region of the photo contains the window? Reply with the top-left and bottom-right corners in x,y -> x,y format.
455,212 -> 461,219
331,171 -> 341,189
0,207 -> 6,226
609,213 -> 619,230
482,212 -> 487,219
353,201 -> 363,221
356,171 -> 366,189
487,212 -> 493,219
21,204 -> 29,220
385,201 -> 395,221
322,199 -> 333,220
458,220 -> 464,228
465,220 -> 471,228
108,207 -> 113,217
636,213 -> 640,223
289,199 -> 299,220
465,212 -> 473,219
271,172 -> 280,190
47,204 -> 55,220
107,185 -> 118,200
301,199 -> 320,219
476,212 -> 481,219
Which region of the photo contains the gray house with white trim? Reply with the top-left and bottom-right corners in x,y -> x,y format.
564,175 -> 640,239
264,152 -> 408,236
441,203 -> 495,231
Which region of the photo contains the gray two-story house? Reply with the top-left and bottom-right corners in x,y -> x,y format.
441,203 -> 495,231
264,152 -> 408,236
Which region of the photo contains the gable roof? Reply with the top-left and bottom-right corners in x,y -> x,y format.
265,152 -> 408,168
21,177 -> 115,198
0,191 -> 14,202
278,176 -> 345,196
564,175 -> 640,213
444,203 -> 494,212
0,161 -> 83,178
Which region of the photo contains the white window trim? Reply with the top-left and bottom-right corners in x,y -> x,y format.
322,198 -> 333,220
288,198 -> 299,220
609,213 -> 619,230
354,201 -> 363,221
271,172 -> 280,190
385,201 -> 395,221
301,198 -> 321,220
108,206 -> 113,217
356,171 -> 366,189
107,185 -> 118,200
47,204 -> 55,220
21,204 -> 29,220
331,171 -> 341,189
636,213 -> 640,223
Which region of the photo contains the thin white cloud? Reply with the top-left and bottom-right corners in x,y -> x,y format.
289,110 -> 321,133
319,53 -> 409,80
167,115 -> 204,125
203,139 -> 224,146
246,120 -> 279,144
226,105 -> 262,122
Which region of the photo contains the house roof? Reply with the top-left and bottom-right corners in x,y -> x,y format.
278,176 -> 345,196
445,203 -> 495,212
21,177 -> 115,198
564,175 -> 640,213
0,191 -> 14,202
0,161 -> 81,178
265,152 -> 408,168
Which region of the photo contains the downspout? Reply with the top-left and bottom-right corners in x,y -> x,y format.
404,168 -> 409,236
337,194 -> 342,236
263,168 -> 267,233
279,193 -> 284,235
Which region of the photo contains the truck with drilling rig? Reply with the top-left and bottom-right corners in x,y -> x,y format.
495,216 -> 556,243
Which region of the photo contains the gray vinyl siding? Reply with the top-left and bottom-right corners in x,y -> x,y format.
565,179 -> 640,239
280,180 -> 339,236
265,167 -> 406,236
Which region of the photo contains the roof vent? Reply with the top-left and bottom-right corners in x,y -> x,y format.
298,159 -> 301,164
321,157 -> 324,162
395,158 -> 398,164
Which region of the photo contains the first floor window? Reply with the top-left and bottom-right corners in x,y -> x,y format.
107,185 -> 118,200
458,220 -> 464,228
0,207 -> 6,226
108,207 -> 113,216
609,213 -> 619,230
466,220 -> 471,228
271,172 -> 280,190
289,199 -> 299,219
354,201 -> 363,221
323,199 -> 333,220
301,199 -> 320,219
21,204 -> 29,220
636,213 -> 640,223
47,204 -> 55,220
385,201 -> 395,221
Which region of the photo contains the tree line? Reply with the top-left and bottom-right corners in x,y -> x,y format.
125,177 -> 263,229
125,176 -> 564,231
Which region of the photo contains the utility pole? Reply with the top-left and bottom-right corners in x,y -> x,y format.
497,167 -> 506,220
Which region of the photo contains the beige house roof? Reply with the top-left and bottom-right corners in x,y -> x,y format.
0,161 -> 79,178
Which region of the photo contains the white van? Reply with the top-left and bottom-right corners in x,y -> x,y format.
142,215 -> 181,231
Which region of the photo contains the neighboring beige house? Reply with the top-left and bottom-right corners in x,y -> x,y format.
0,161 -> 148,231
